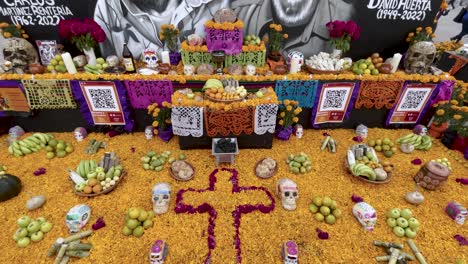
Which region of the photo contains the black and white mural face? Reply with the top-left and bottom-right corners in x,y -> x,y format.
434,0 -> 468,43
0,0 -> 443,59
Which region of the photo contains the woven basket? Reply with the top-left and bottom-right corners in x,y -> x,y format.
345,155 -> 392,184
170,161 -> 195,181
71,171 -> 127,197
306,65 -> 342,75
254,158 -> 278,179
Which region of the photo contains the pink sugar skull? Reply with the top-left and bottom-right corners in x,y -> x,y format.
281,240 -> 298,264
143,49 -> 158,68
149,239 -> 168,264
446,201 -> 467,225
276,178 -> 298,211
352,202 -> 377,231
74,127 -> 87,142
413,124 -> 427,136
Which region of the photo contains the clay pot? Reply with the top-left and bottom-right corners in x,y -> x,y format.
157,63 -> 171,74
414,161 -> 450,190
428,122 -> 448,138
268,52 -> 282,62
273,65 -> 288,75
28,63 -> 44,74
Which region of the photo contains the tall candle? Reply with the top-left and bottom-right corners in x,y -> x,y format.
390,53 -> 402,73
290,58 -> 301,74
161,51 -> 170,64
61,52 -> 77,74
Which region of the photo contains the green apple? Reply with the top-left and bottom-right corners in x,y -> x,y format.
56,150 -> 67,158
332,208 -> 342,219
330,200 -> 337,210
126,219 -> 139,230
359,63 -> 368,70
364,69 -> 371,75
255,91 -> 264,98
325,214 -> 336,224
393,226 -> 405,237
75,182 -> 86,192
371,69 -> 379,75
138,210 -> 148,222
50,59 -> 58,66
396,217 -> 409,228
122,226 -> 132,236
46,152 -> 55,159
45,146 -> 54,152
320,206 -> 331,216
133,226 -> 144,237
143,219 -> 153,229
27,221 -> 41,233
322,197 -> 332,207
187,93 -> 195,99
36,217 -> 46,224
30,231 -> 44,242
65,145 -> 74,153
95,167 -> 105,173
96,57 -> 105,65
56,142 -> 65,151
102,63 -> 109,69
47,65 -> 55,71
312,196 -> 322,207
387,208 -> 400,219
408,218 -> 419,229
400,208 -> 413,220
404,227 -> 417,238
14,228 -> 28,240
40,222 -> 53,233
17,216 -> 32,228
17,237 -> 31,247
309,204 -> 319,213
315,213 -> 325,222
54,54 -> 62,61
147,211 -> 155,220
387,218 -> 397,227
97,172 -> 106,180
87,172 -> 97,179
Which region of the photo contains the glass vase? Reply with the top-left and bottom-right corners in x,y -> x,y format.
83,48 -> 97,66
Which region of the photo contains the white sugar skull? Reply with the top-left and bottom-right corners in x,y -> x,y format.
294,124 -> 303,139
145,126 -> 154,140
143,49 -> 158,68
352,202 -> 377,231
73,55 -> 87,67
276,178 -> 298,211
287,51 -> 304,74
65,204 -> 91,233
183,64 -> 195,76
8,126 -> 24,144
152,183 -> 171,215
413,124 -> 427,136
355,124 -> 368,139
74,127 -> 87,142
149,239 -> 168,264
106,55 -> 119,67
245,64 -> 256,76
404,41 -> 436,74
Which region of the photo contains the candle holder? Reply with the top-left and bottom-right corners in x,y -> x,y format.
211,50 -> 226,75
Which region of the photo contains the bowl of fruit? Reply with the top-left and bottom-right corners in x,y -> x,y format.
255,158 -> 277,179
69,152 -> 126,197
170,160 -> 195,181
203,79 -> 247,103
346,144 -> 394,184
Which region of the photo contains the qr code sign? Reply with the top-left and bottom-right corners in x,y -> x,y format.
399,90 -> 429,111
322,88 -> 348,110
85,87 -> 119,112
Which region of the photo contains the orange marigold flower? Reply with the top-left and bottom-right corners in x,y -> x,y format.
284,99 -> 291,105
408,33 -> 414,37
416,27 -> 422,32
278,120 -> 284,125
152,121 -> 159,127
453,114 -> 462,120
294,108 -> 302,114
280,112 -> 286,118
283,34 -> 288,39
450,100 -> 459,105
292,117 -> 299,123
436,109 -> 445,115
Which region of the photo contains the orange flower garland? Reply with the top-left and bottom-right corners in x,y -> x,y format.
204,19 -> 244,30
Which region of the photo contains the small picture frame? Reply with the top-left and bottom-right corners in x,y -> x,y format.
36,40 -> 57,66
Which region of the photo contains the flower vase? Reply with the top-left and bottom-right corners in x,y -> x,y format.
158,126 -> 173,142
169,51 -> 181,66
331,49 -> 343,59
275,125 -> 293,141
83,48 -> 97,66
428,122 -> 448,138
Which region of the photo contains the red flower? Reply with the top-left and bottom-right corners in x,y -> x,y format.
326,20 -> 347,38
58,18 -> 79,39
345,20 -> 361,41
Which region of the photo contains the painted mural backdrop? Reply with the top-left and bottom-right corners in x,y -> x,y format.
0,0 -> 442,59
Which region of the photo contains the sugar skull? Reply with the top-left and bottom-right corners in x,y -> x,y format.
145,126 -> 154,140
143,49 -> 158,68
106,55 -> 119,67
352,202 -> 377,231
8,126 -> 25,143
293,124 -> 303,139
65,204 -> 91,233
287,51 -> 304,74
404,41 -> 436,74
245,64 -> 256,76
413,124 -> 427,136
152,183 -> 171,215
276,178 -> 298,211
355,124 -> 368,139
281,240 -> 298,264
73,55 -> 87,67
0,37 -> 39,74
446,201 -> 467,225
74,127 -> 87,142
149,240 -> 168,264
183,64 -> 195,76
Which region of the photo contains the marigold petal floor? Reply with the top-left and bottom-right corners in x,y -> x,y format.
0,128 -> 467,264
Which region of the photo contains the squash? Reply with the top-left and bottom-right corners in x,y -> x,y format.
0,174 -> 22,202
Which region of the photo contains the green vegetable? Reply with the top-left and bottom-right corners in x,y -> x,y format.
155,166 -> 163,172
291,167 -> 300,174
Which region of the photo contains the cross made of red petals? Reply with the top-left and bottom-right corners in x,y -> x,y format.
174,168 -> 275,263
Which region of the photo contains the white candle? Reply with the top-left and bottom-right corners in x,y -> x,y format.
61,52 -> 77,74
290,58 -> 301,74
390,53 -> 402,73
161,51 -> 170,64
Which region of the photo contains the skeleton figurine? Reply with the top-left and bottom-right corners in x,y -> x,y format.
245,64 -> 256,76
404,41 -> 436,74
413,124 -> 427,136
293,124 -> 303,139
143,49 -> 158,68
152,183 -> 171,215
145,126 -> 154,140
8,126 -> 25,145
276,178 -> 298,211
287,51 -> 304,74
73,127 -> 87,142
106,55 -> 119,67
355,124 -> 368,139
352,202 -> 377,231
183,64 -> 195,76
149,240 -> 168,264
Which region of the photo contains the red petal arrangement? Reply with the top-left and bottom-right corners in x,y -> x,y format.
454,234 -> 468,246
411,158 -> 423,165
316,228 -> 329,240
455,178 -> 468,185
92,217 -> 106,230
33,168 -> 46,176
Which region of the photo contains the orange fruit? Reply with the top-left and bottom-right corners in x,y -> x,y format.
83,186 -> 93,194
92,184 -> 103,193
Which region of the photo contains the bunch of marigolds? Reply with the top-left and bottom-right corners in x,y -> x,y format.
278,100 -> 302,128
433,85 -> 467,136
147,101 -> 172,132
0,22 -> 28,39
406,26 -> 435,45
159,24 -> 179,52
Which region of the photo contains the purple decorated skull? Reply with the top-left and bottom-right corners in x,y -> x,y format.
74,127 -> 87,142
143,49 -> 158,68
446,201 -> 467,225
8,125 -> 24,143
152,183 -> 171,215
149,239 -> 168,264
276,178 -> 298,211
413,124 -> 427,136
352,202 -> 377,231
145,126 -> 154,140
